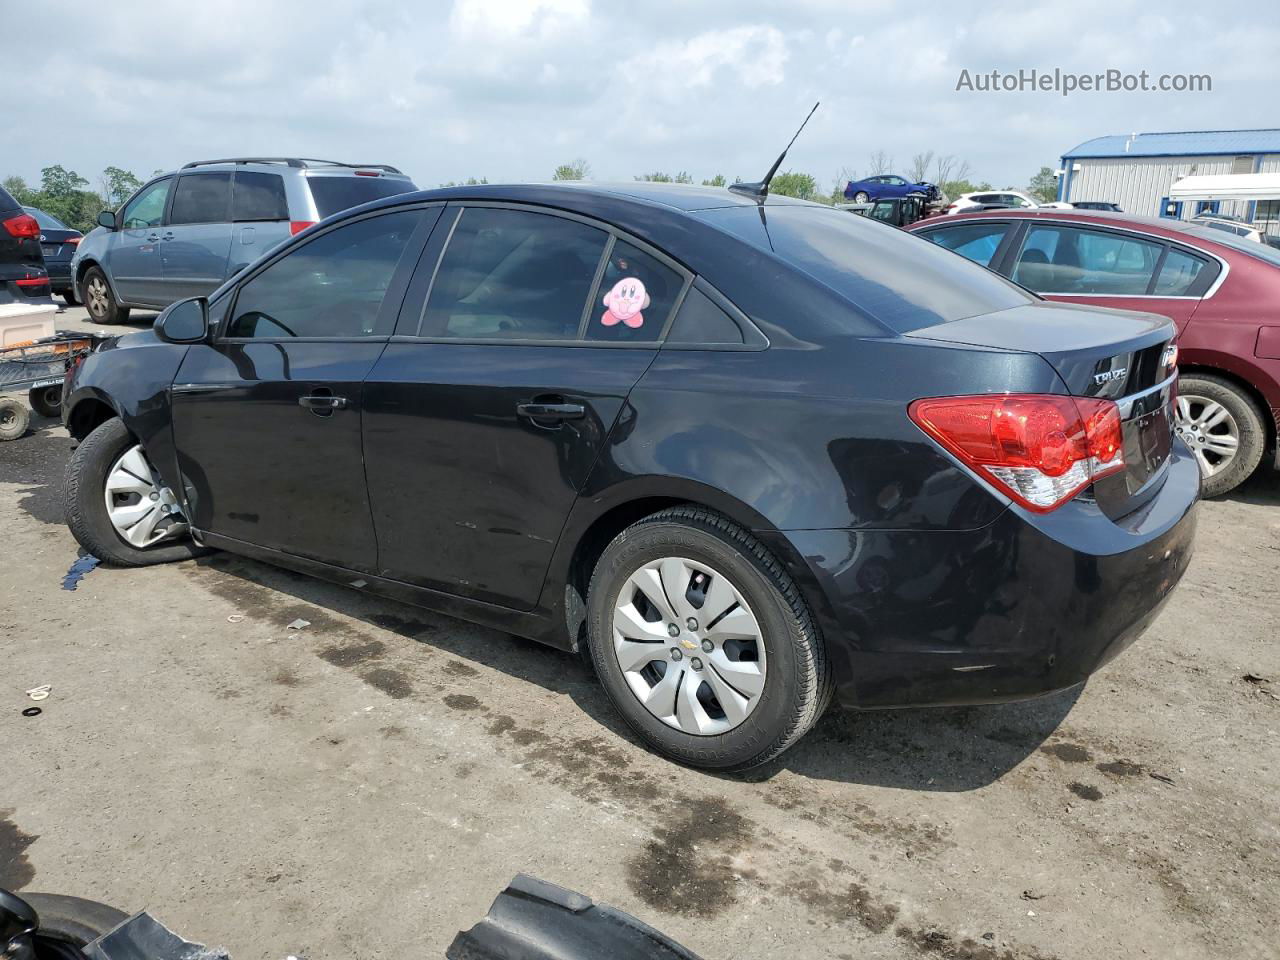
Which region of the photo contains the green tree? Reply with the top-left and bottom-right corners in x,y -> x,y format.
635,171 -> 690,183
2,175 -> 33,203
1027,166 -> 1058,203
941,179 -> 991,200
40,165 -> 89,198
552,158 -> 589,181
439,177 -> 489,187
701,174 -> 727,187
99,166 -> 142,208
768,171 -> 818,201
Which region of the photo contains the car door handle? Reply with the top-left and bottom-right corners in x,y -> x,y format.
146,234 -> 161,242
299,395 -> 348,410
517,401 -> 585,420
161,232 -> 174,241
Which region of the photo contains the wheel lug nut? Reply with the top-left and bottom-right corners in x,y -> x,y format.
701,639 -> 713,652
149,492 -> 159,501
690,657 -> 703,671
686,617 -> 699,631
667,623 -> 680,638
670,648 -> 683,661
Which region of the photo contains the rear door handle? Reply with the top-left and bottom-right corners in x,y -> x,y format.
161,232 -> 174,241
299,395 -> 348,410
517,401 -> 585,420
146,234 -> 160,242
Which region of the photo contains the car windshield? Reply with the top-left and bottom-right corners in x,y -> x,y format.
23,206 -> 68,229
307,175 -> 418,219
707,204 -> 1034,333
1184,225 -> 1280,267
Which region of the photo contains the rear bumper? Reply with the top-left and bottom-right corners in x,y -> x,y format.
779,442 -> 1200,709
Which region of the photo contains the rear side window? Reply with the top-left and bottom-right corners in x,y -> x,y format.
708,205 -> 1032,333
226,210 -> 420,339
585,239 -> 683,343
923,222 -> 1010,267
232,172 -> 288,222
666,287 -> 745,345
169,173 -> 231,225
421,207 -> 607,341
1154,248 -> 1210,296
307,175 -> 417,219
1012,226 -> 1162,295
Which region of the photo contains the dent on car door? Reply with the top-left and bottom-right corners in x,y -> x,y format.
111,177 -> 172,305
170,207 -> 435,570
362,205 -> 689,609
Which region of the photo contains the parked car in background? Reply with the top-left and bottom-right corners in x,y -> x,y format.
71,157 -> 417,324
841,195 -> 929,227
944,190 -> 1039,214
910,207 -> 1280,495
1193,214 -> 1280,248
0,185 -> 50,304
843,174 -> 940,205
61,182 -> 1197,771
1069,201 -> 1124,212
24,206 -> 82,305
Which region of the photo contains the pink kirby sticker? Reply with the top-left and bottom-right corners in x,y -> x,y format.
601,277 -> 650,329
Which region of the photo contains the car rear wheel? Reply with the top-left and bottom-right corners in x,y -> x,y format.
853,191 -> 869,203
18,893 -> 130,957
65,417 -> 208,566
82,267 -> 129,325
1175,373 -> 1266,497
586,506 -> 830,771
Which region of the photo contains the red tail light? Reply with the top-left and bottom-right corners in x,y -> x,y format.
289,221 -> 317,235
15,274 -> 50,288
2,213 -> 40,239
909,394 -> 1124,512
64,235 -> 82,246
353,170 -> 379,177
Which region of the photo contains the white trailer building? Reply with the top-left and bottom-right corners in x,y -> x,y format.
1058,129 -> 1280,229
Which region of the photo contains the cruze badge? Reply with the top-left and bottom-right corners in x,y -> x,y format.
1094,368 -> 1127,385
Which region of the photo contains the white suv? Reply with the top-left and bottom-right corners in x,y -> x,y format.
944,190 -> 1039,214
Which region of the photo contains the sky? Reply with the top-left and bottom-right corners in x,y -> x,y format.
5,0 -> 1277,195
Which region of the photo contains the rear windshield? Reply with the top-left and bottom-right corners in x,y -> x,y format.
707,204 -> 1033,333
1184,225 -> 1280,268
23,207 -> 68,230
306,175 -> 417,219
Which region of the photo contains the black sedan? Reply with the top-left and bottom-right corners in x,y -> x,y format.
0,186 -> 50,303
60,182 -> 1198,770
23,206 -> 82,304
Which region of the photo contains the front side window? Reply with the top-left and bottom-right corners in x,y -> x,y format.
225,210 -> 421,338
922,221 -> 1010,267
232,172 -> 289,222
421,207 -> 607,341
169,173 -> 232,225
1011,226 -> 1162,295
121,179 -> 172,229
585,239 -> 683,343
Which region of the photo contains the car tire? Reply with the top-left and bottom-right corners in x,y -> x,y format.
853,191 -> 870,203
28,384 -> 63,419
0,397 -> 30,440
1176,373 -> 1267,498
586,505 -> 830,772
61,290 -> 79,306
65,417 -> 208,566
82,267 -> 129,325
20,892 -> 130,953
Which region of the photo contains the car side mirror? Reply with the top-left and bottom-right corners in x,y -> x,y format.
155,297 -> 209,344
97,210 -> 117,230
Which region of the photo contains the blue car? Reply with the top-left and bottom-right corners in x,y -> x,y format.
845,174 -> 940,204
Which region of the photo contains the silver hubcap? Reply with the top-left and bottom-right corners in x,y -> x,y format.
103,444 -> 188,548
612,557 -> 767,736
1175,394 -> 1239,477
87,277 -> 108,316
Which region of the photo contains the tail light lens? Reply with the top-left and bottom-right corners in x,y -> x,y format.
289,221 -> 317,235
14,274 -> 49,288
65,235 -> 81,246
2,213 -> 41,239
909,394 -> 1124,512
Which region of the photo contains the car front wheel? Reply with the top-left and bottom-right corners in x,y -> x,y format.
65,417 -> 207,566
1175,373 -> 1266,497
853,191 -> 870,203
82,267 -> 129,325
586,506 -> 830,771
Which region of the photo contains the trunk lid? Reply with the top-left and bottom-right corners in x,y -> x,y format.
908,301 -> 1179,519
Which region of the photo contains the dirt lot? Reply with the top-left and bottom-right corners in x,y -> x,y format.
2,307 -> 1279,959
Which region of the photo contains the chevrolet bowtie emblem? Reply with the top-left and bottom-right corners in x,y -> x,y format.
680,638 -> 698,650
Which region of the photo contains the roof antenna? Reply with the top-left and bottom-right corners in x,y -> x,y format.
729,101 -> 820,202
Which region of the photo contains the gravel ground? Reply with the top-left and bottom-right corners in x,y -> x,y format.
2,306 -> 1278,959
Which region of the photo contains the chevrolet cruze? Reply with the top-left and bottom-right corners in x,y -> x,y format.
61,182 -> 1198,770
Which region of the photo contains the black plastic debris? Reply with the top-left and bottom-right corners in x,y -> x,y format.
448,874 -> 703,960
84,911 -> 230,960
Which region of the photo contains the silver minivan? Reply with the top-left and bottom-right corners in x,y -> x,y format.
73,157 -> 417,323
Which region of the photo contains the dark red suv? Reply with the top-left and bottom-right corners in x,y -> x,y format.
910,209 -> 1280,496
